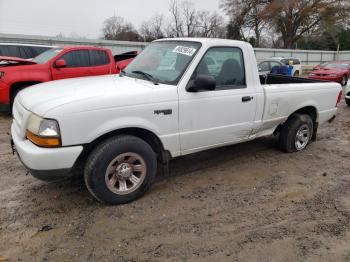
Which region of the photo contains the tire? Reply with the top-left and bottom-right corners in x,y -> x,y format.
279,114 -> 313,153
346,98 -> 350,107
84,135 -> 157,205
293,71 -> 299,77
341,75 -> 348,86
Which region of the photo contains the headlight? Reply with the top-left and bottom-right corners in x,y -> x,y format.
26,114 -> 61,147
309,73 -> 315,76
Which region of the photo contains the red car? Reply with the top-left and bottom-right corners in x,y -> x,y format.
308,61 -> 350,86
0,46 -> 136,112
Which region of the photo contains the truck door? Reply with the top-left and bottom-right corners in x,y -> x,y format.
179,46 -> 257,154
51,50 -> 92,80
88,50 -> 114,76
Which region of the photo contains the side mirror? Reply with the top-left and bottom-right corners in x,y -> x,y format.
54,59 -> 67,68
187,75 -> 216,92
258,66 -> 262,72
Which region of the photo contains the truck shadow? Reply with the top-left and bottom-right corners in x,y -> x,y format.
165,136 -> 280,180
18,135 -> 280,208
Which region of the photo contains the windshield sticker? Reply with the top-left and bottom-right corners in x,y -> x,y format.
172,46 -> 197,56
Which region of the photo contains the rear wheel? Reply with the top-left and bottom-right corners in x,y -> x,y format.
293,71 -> 300,77
346,98 -> 350,107
279,114 -> 313,153
84,135 -> 157,205
341,75 -> 348,86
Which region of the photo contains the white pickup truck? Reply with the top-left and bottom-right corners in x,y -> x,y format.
11,38 -> 342,205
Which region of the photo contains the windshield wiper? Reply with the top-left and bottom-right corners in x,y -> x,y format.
132,70 -> 159,85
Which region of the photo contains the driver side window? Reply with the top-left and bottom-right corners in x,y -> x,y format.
193,47 -> 246,90
59,50 -> 90,68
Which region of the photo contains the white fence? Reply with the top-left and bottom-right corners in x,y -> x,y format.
254,48 -> 346,65
1,33 -> 350,65
0,33 -> 147,55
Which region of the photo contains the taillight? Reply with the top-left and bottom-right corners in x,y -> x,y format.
336,90 -> 342,107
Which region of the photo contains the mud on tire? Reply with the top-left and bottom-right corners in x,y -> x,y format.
279,114 -> 313,153
84,135 -> 157,205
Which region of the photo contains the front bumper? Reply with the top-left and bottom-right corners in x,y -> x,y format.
11,124 -> 83,181
0,102 -> 10,112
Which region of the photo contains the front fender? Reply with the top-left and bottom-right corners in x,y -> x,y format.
86,116 -> 162,143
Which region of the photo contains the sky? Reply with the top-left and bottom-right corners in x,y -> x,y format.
0,0 -> 222,39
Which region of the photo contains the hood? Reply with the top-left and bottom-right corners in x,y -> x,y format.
0,56 -> 37,65
312,67 -> 346,75
17,75 -> 157,116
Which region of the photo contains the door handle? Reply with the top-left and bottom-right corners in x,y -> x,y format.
242,96 -> 253,102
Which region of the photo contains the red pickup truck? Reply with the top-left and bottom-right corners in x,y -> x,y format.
0,46 -> 136,112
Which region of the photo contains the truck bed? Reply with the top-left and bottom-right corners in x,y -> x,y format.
256,76 -> 340,139
260,73 -> 328,85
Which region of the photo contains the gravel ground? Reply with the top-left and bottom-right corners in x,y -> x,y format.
1,101 -> 350,262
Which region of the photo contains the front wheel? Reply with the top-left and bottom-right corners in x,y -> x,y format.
279,114 -> 313,153
84,135 -> 157,205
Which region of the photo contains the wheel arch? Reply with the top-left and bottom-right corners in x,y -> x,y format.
291,106 -> 318,123
10,81 -> 42,101
77,127 -> 171,170
274,106 -> 318,136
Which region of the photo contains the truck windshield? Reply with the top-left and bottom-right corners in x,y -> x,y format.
123,41 -> 201,85
32,48 -> 64,64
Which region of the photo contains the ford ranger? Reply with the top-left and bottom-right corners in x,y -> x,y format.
11,38 -> 342,205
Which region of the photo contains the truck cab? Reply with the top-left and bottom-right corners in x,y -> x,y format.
0,46 -> 118,112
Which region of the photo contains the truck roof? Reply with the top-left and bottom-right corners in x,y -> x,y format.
57,45 -> 111,51
155,37 -> 251,46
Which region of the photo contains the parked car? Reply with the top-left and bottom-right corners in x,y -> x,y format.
308,61 -> 350,86
269,56 -> 302,76
0,47 -> 135,112
312,62 -> 328,71
0,43 -> 54,59
258,60 -> 284,75
11,38 -> 341,205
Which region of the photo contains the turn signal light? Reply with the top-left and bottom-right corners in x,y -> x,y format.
26,130 -> 61,148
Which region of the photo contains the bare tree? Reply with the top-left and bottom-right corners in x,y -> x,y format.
196,11 -> 225,38
263,0 -> 349,48
140,14 -> 165,42
169,0 -> 184,37
152,15 -> 165,39
181,0 -> 197,37
102,15 -> 140,41
221,0 -> 268,47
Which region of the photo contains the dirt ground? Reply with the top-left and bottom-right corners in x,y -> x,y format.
1,101 -> 350,262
